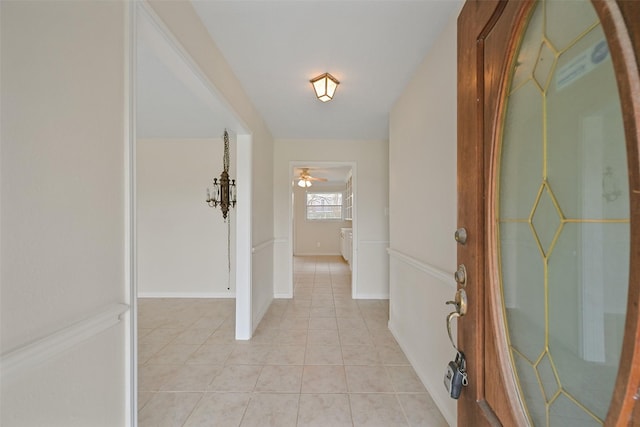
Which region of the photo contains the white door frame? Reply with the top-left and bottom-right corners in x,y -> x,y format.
128,3 -> 253,424
287,161 -> 358,298
234,134 -> 253,340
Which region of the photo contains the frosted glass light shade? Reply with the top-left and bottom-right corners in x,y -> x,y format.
310,73 -> 339,102
298,179 -> 312,188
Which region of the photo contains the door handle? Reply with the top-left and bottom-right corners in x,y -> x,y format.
446,311 -> 461,351
446,288 -> 467,351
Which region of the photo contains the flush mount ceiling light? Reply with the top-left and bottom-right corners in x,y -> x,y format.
310,73 -> 339,102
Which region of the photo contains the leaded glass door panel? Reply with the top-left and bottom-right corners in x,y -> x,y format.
457,0 -> 640,425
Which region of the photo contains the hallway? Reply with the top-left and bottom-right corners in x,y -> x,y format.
138,256 -> 447,426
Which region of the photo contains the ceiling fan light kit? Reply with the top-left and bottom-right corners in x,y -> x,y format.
310,73 -> 339,102
297,168 -> 327,188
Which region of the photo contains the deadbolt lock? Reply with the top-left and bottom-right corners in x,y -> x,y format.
454,228 -> 468,245
454,264 -> 467,286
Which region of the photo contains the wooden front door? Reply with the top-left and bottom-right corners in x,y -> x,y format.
456,0 -> 640,425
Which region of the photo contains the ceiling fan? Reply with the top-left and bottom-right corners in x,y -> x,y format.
297,168 -> 327,188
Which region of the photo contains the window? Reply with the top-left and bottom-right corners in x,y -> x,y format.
306,192 -> 343,220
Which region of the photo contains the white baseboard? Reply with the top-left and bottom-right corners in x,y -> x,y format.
274,293 -> 293,299
294,252 -> 341,256
354,293 -> 389,300
137,292 -> 235,299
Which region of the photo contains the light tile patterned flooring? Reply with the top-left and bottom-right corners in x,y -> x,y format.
138,255 -> 448,426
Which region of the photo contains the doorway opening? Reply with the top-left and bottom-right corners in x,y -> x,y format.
132,3 -> 253,422
288,162 -> 357,299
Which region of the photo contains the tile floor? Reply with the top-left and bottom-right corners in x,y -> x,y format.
138,255 -> 448,426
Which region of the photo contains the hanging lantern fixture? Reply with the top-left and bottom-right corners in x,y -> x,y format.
206,130 -> 237,221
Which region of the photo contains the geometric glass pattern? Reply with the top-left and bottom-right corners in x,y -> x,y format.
533,41 -> 557,91
496,0 -> 630,425
530,182 -> 563,257
536,352 -> 560,401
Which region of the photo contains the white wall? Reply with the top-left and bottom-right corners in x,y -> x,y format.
1,1 -> 128,425
294,183 -> 351,256
388,5 -> 462,426
146,1 -> 275,334
1,1 -> 278,424
274,140 -> 389,299
137,138 -> 234,297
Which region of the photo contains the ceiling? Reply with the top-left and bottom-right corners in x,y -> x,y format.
136,1 -> 462,182
136,6 -> 246,139
191,0 -> 461,141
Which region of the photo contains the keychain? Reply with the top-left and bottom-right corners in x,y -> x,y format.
444,351 -> 468,399
444,289 -> 469,399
